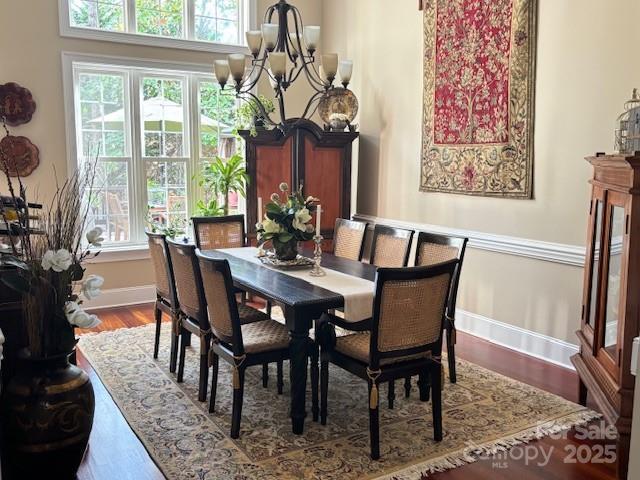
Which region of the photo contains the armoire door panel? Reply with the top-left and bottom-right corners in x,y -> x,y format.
256,138 -> 293,205
303,138 -> 344,236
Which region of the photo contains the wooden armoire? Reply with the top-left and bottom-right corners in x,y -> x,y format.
572,153 -> 640,479
240,119 -> 359,246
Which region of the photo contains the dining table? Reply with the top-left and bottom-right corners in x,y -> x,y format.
199,246 -> 377,435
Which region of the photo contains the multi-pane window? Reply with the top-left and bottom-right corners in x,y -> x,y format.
70,0 -> 126,31
66,0 -> 246,46
72,62 -> 238,247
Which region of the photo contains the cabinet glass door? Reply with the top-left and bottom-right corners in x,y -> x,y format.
587,200 -> 604,327
603,205 -> 625,360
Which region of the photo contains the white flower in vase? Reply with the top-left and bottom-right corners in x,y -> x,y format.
41,249 -> 73,272
293,208 -> 312,232
82,275 -> 104,300
86,227 -> 104,248
64,302 -> 101,329
262,218 -> 283,234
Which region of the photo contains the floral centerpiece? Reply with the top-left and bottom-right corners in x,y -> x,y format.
256,182 -> 318,261
0,145 -> 104,477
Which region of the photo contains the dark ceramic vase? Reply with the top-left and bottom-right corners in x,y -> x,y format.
274,239 -> 298,261
2,352 -> 95,479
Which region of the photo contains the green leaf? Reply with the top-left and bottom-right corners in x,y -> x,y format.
68,263 -> 85,282
278,232 -> 293,243
0,255 -> 30,271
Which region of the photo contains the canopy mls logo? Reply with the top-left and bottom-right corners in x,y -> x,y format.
463,420 -> 617,469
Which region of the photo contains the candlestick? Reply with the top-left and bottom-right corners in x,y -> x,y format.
309,235 -> 325,277
315,204 -> 321,236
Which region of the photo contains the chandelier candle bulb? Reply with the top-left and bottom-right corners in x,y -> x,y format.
262,23 -> 279,51
228,54 -> 246,82
304,25 -> 320,52
269,52 -> 287,78
214,60 -> 230,86
322,54 -> 339,81
246,30 -> 263,56
339,60 -> 353,85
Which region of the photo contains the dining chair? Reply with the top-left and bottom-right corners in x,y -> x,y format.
318,260 -> 458,459
192,215 -> 246,251
146,231 -> 180,373
168,240 -> 270,402
415,231 -> 468,385
333,218 -> 368,261
369,224 -> 414,268
196,253 -> 290,439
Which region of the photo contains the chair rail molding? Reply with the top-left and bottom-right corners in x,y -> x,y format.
353,214 -> 586,267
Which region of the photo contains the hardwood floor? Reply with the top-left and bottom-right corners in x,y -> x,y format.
77,304 -> 617,480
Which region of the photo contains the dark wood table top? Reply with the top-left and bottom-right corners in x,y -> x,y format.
198,247 -> 377,311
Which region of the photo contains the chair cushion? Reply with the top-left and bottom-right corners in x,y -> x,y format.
335,333 -> 431,365
238,304 -> 269,325
241,319 -> 290,354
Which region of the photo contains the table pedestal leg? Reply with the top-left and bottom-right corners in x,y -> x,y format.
289,329 -> 309,435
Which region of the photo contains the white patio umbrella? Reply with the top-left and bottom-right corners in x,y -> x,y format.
88,96 -> 234,135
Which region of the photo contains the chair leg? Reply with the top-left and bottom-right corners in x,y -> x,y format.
208,352 -> 219,413
447,326 -> 457,383
177,332 -> 188,383
169,324 -> 179,373
153,302 -> 162,359
418,370 -> 431,402
369,381 -> 380,460
388,381 -> 395,409
230,368 -> 245,439
404,376 -> 411,398
431,362 -> 443,442
266,300 -> 272,316
320,360 -> 329,425
198,339 -> 210,402
310,343 -> 319,422
277,360 -> 284,395
262,363 -> 269,388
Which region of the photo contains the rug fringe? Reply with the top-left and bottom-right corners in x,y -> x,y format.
375,409 -> 602,479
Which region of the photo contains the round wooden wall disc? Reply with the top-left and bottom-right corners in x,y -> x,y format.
0,135 -> 40,177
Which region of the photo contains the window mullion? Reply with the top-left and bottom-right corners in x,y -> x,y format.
186,0 -> 195,41
126,0 -> 136,33
187,74 -> 200,225
130,71 -> 146,243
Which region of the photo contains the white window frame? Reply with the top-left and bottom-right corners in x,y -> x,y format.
62,52 -> 240,260
58,0 -> 256,55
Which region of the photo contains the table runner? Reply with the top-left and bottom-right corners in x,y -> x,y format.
219,247 -> 375,322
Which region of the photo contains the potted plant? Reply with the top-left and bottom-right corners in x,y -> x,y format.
235,95 -> 276,137
256,183 -> 318,261
0,155 -> 104,478
197,153 -> 249,216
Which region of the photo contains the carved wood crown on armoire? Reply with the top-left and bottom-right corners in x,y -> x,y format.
572,153 -> 640,480
240,119 -> 359,246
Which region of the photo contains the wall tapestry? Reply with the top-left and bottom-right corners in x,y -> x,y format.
420,0 -> 537,198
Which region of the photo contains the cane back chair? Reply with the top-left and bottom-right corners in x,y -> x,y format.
333,218 -> 368,261
196,253 -> 290,438
369,224 -> 414,268
146,231 -> 180,372
318,260 -> 458,459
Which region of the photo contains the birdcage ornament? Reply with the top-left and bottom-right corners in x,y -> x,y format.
615,88 -> 640,153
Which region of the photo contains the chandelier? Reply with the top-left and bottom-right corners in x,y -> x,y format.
212,0 -> 356,133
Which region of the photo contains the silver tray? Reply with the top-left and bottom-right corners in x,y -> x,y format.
259,253 -> 314,270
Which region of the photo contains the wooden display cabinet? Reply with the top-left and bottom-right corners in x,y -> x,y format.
572,153 -> 640,479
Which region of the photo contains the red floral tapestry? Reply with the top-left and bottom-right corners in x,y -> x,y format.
420,0 -> 537,198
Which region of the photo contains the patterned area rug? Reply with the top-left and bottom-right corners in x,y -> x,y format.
78,324 -> 598,479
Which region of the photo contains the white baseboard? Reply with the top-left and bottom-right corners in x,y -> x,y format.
455,309 -> 579,370
84,285 -> 156,311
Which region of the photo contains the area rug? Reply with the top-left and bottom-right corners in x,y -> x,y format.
78,324 -> 597,479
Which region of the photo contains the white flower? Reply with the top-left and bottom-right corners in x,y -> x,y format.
65,302 -> 101,329
279,182 -> 289,193
262,218 -> 282,235
86,227 -> 104,248
305,196 -> 319,204
41,249 -> 73,273
292,208 -> 312,232
82,275 -> 104,300
270,193 -> 280,203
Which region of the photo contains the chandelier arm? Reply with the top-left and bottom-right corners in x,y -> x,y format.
298,90 -> 325,121
289,6 -> 327,91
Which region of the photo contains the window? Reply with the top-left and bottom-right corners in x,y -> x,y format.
69,58 -> 238,248
60,0 -> 253,52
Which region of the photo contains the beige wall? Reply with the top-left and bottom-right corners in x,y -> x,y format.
0,0 -> 320,291
322,0 -> 640,343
